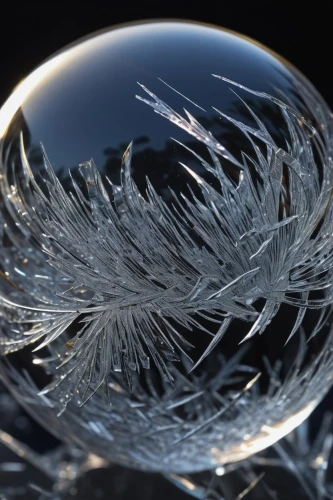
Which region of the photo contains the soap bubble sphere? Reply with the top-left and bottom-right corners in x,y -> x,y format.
1,20 -> 333,473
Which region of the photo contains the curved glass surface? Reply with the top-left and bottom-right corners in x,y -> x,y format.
0,21 -> 322,192
0,21 -> 333,473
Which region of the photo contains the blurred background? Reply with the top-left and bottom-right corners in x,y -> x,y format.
0,1 -> 332,499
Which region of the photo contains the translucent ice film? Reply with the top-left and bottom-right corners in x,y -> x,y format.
0,21 -> 333,474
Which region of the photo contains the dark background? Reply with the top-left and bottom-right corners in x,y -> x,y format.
0,1 -> 332,499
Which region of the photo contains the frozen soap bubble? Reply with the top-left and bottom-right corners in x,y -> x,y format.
0,20 -> 333,473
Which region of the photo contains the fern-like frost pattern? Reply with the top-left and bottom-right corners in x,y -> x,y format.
0,75 -> 333,407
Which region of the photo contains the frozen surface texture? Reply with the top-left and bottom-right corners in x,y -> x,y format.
0,21 -> 333,474
0,76 -> 333,471
168,412 -> 333,500
0,76 -> 333,394
1,382 -> 333,499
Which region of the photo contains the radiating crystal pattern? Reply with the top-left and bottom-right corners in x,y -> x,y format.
0,21 -> 332,473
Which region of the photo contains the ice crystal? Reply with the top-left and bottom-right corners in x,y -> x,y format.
168,412 -> 333,499
1,312 -> 333,472
0,75 -> 333,402
1,375 -> 333,499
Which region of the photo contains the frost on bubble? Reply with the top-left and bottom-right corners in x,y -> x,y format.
0,75 -> 333,402
1,363 -> 333,498
168,412 -> 333,500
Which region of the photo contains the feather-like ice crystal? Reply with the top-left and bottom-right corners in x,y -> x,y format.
0,76 -> 333,407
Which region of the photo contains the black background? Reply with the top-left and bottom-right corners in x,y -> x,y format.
0,1 -> 332,499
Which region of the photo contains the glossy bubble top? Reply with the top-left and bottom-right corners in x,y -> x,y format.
1,21 -> 333,474
0,20 -> 325,192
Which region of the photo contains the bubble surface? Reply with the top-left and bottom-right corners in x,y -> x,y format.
0,21 -> 333,474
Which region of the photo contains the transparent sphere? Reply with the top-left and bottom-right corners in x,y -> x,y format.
1,20 -> 333,473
